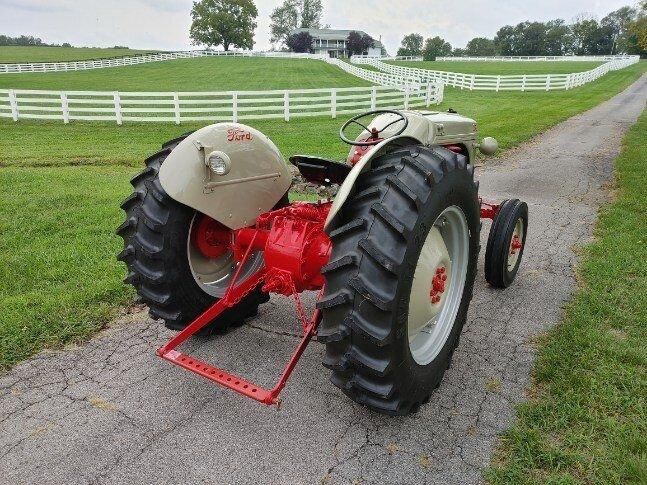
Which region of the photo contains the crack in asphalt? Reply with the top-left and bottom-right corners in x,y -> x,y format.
1,75 -> 645,485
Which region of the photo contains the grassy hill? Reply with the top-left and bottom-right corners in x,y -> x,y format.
0,56 -> 371,91
0,46 -> 159,63
390,60 -> 604,75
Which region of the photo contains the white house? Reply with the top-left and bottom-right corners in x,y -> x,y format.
290,28 -> 384,58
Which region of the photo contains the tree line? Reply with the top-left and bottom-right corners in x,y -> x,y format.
398,4 -> 647,60
0,35 -> 73,47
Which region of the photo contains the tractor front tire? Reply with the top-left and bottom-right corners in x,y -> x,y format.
117,138 -> 267,332
318,145 -> 480,415
484,199 -> 528,288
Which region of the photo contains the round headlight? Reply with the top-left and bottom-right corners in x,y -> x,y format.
207,152 -> 231,175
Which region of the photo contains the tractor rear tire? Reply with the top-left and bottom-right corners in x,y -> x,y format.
318,145 -> 480,415
117,136 -> 268,332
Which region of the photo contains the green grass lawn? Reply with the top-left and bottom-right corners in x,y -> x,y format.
0,56 -> 371,91
0,166 -> 135,367
0,46 -> 159,63
487,109 -> 647,485
391,60 -> 604,75
0,60 -> 644,369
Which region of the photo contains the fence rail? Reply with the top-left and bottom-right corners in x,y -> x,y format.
0,83 -> 443,125
435,55 -> 638,62
352,56 -> 639,91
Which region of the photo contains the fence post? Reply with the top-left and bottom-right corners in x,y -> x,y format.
113,92 -> 123,125
425,83 -> 432,105
496,75 -> 501,92
283,91 -> 290,121
8,89 -> 18,121
545,75 -> 551,91
232,92 -> 238,123
371,86 -> 377,110
404,85 -> 410,109
60,92 -> 69,124
470,75 -> 475,90
521,75 -> 527,92
331,89 -> 337,118
173,92 -> 181,125
565,74 -> 571,90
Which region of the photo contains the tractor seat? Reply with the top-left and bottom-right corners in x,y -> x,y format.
289,156 -> 351,186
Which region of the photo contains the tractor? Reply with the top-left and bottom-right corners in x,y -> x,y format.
117,109 -> 528,416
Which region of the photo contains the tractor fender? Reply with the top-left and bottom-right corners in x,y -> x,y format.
159,123 -> 293,230
325,135 -> 423,231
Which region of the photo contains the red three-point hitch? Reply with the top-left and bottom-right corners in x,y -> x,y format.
156,202 -> 332,406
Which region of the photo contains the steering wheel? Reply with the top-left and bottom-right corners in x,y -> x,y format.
339,109 -> 409,147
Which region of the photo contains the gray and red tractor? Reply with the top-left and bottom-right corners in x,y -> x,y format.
118,109 -> 528,415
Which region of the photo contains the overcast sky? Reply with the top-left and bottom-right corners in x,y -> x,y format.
1,0 -> 635,53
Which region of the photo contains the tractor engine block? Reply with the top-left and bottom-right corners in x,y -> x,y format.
234,202 -> 332,295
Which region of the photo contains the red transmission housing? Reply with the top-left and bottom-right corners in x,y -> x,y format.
234,202 -> 332,295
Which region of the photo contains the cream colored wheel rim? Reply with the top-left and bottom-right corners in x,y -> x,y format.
507,219 -> 524,271
187,213 -> 263,298
408,206 -> 469,365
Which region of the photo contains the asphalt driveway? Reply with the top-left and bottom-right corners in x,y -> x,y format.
1,75 -> 645,485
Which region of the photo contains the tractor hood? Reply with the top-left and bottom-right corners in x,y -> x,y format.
418,110 -> 479,145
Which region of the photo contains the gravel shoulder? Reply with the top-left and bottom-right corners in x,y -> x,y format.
1,75 -> 645,485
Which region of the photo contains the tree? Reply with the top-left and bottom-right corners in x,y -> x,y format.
270,0 -> 299,46
397,33 -> 423,57
269,0 -> 322,47
300,0 -> 322,28
286,31 -> 313,52
423,36 -> 451,60
452,47 -> 466,57
545,19 -> 571,55
190,0 -> 258,52
465,37 -> 496,56
517,22 -> 548,55
346,31 -> 374,56
602,6 -> 638,53
570,18 -> 614,55
494,25 -> 515,55
627,1 -> 647,55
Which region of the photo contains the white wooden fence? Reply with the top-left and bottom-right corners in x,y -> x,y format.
436,55 -> 638,62
352,56 -> 639,91
0,50 -> 330,74
351,55 -> 423,61
0,83 -> 443,125
325,57 -> 423,90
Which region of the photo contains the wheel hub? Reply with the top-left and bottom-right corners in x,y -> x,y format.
192,215 -> 232,259
510,235 -> 523,254
507,219 -> 525,271
429,266 -> 448,304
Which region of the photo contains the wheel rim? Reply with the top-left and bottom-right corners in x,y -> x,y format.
187,213 -> 263,298
507,218 -> 524,271
408,206 -> 470,365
